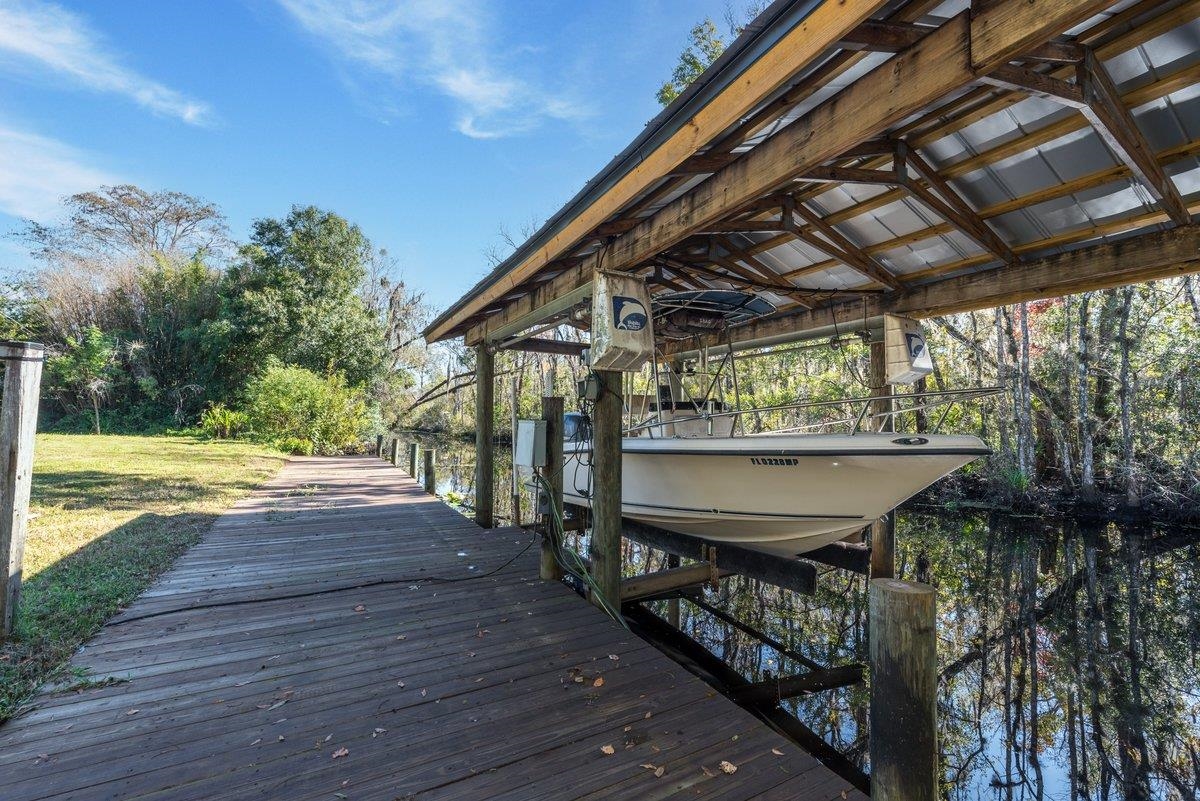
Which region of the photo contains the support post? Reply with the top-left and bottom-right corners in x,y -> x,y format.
589,369 -> 622,610
869,339 -> 895,579
389,438 -> 400,466
423,449 -> 437,495
407,442 -> 419,478
869,578 -> 937,801
375,434 -> 384,458
666,552 -> 681,627
1,341 -> 44,640
539,396 -> 564,581
474,345 -> 494,528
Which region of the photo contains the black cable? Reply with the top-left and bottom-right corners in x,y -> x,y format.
105,530 -> 539,628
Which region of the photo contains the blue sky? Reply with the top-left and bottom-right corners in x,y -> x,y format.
0,0 -> 733,310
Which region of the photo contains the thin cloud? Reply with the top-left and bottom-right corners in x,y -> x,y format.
276,0 -> 587,138
0,125 -> 118,221
0,0 -> 212,125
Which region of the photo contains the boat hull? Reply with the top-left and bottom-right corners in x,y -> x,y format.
561,433 -> 988,557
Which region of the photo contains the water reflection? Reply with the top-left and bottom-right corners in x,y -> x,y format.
410,434 -> 1199,800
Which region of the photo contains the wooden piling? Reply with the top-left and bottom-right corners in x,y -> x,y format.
666,552 -> 681,627
0,341 -> 44,639
539,396 -> 564,581
869,578 -> 937,801
588,369 -> 622,610
474,344 -> 494,528
869,339 -> 896,579
389,438 -> 400,466
375,434 -> 384,458
423,449 -> 437,494
407,442 -> 419,478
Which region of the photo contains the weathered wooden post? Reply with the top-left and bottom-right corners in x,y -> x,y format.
407,442 -> 419,478
376,434 -> 384,458
869,339 -> 895,579
539,396 -> 564,581
869,578 -> 937,801
474,344 -> 494,527
0,341 -> 44,640
423,448 -> 437,494
389,438 -> 400,466
666,552 -> 681,627
589,369 -> 622,610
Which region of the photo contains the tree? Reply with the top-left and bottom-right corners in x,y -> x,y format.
18,185 -> 230,267
655,4 -> 768,106
44,326 -> 117,434
656,19 -> 728,106
221,205 -> 386,388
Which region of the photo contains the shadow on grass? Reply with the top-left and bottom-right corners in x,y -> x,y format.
31,471 -> 222,511
0,510 -> 216,723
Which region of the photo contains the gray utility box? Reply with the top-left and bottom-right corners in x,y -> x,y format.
514,419 -> 547,469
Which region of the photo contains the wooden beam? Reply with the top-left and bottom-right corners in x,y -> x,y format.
588,369 -> 623,611
731,664 -> 864,705
897,142 -> 1018,264
424,0 -> 892,341
804,541 -> 871,574
790,202 -> 903,289
497,338 -> 587,356
798,165 -> 901,185
539,396 -> 564,581
969,0 -> 1114,74
1076,48 -> 1193,226
619,563 -> 732,603
837,19 -> 928,52
662,225 -> 1200,354
614,515 -> 817,596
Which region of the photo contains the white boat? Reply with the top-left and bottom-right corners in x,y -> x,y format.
561,431 -> 989,557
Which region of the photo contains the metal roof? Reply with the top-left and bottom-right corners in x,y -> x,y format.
424,0 -> 1200,349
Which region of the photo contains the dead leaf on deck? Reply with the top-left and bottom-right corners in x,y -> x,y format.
772,748 -> 784,756
644,712 -> 652,719
125,709 -> 139,716
592,677 -> 604,688
372,728 -> 387,738
324,734 -> 333,742
600,744 -> 615,755
420,689 -> 427,697
396,680 -> 405,687
353,605 -> 366,612
331,747 -> 349,759
719,761 -> 737,774
655,766 -> 665,778
395,634 -> 407,640
250,738 -> 262,746
608,654 -> 619,661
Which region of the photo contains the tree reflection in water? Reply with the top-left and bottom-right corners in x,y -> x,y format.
423,436 -> 1199,799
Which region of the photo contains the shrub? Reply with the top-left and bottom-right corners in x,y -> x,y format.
242,362 -> 371,455
200,403 -> 248,439
273,436 -> 315,456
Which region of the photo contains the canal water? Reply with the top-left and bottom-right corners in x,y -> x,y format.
407,434 -> 1199,801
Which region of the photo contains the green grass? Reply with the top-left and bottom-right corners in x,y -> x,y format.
0,434 -> 284,722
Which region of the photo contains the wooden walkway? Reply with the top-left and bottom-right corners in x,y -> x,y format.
0,456 -> 866,801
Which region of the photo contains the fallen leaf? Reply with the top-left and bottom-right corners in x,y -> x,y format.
655,766 -> 665,778
332,747 -> 349,759
395,634 -> 407,641
267,699 -> 287,710
600,744 -> 615,756
719,761 -> 737,774
372,727 -> 387,738
420,689 -> 427,697
573,676 -> 584,684
644,712 -> 652,719
324,734 -> 333,742
250,738 -> 262,746
277,735 -> 285,742
396,680 -> 405,687
592,677 -> 604,688
624,725 -> 632,733
353,605 -> 366,612
641,764 -> 656,770
333,794 -> 347,800
772,748 -> 784,756
125,709 -> 139,716
608,653 -> 620,661
840,793 -> 848,800
701,766 -> 716,778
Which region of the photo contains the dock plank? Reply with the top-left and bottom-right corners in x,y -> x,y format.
0,456 -> 867,800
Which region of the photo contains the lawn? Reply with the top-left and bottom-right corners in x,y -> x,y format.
0,434 -> 284,722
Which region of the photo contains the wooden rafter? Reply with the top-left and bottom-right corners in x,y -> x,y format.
787,201 -> 902,290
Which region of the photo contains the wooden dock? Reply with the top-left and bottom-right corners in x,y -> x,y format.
0,456 -> 866,800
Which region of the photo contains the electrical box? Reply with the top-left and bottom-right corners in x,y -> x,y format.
590,271 -> 654,371
883,314 -> 934,385
514,419 -> 547,469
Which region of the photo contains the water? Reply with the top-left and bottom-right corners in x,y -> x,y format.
408,433 -> 1200,800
